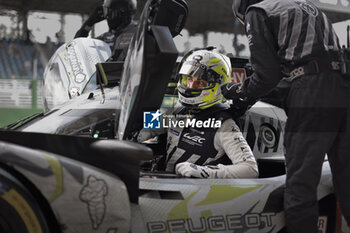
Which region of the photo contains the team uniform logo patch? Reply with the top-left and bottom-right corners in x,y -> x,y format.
296,1 -> 319,16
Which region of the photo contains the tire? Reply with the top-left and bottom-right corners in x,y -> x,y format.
0,168 -> 51,233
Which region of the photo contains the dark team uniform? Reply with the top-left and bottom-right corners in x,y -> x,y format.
110,21 -> 137,61
240,0 -> 350,232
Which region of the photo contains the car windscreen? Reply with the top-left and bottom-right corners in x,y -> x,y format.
20,108 -> 117,139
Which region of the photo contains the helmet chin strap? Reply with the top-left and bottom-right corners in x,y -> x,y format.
178,90 -> 223,109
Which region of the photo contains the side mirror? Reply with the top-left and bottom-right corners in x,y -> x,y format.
95,61 -> 124,87
152,0 -> 188,37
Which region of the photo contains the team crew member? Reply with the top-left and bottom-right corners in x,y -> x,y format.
139,48 -> 258,178
75,0 -> 137,61
223,0 -> 350,232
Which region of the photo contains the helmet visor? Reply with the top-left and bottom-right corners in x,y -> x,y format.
179,61 -> 206,79
179,61 -> 222,82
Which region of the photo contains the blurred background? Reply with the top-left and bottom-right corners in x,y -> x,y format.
0,0 -> 349,127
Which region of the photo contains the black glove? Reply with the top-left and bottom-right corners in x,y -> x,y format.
221,83 -> 257,118
221,83 -> 246,101
74,6 -> 105,38
228,97 -> 257,118
85,6 -> 105,26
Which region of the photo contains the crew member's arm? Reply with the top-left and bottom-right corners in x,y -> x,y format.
242,8 -> 284,98
221,9 -> 284,101
243,8 -> 284,98
75,6 -> 105,38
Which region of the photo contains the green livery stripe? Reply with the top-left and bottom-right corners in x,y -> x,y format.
165,185 -> 261,232
167,189 -> 200,221
201,209 -> 212,220
42,153 -> 63,202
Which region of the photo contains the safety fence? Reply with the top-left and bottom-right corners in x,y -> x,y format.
0,78 -> 44,127
0,78 -> 43,109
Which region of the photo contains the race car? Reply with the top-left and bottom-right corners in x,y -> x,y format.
0,0 -> 339,232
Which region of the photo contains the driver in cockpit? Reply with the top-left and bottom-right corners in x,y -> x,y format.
139,48 -> 259,178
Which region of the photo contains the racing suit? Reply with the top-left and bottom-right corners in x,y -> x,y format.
227,0 -> 350,232
139,103 -> 258,178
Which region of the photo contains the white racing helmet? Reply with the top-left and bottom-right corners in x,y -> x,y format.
177,48 -> 232,109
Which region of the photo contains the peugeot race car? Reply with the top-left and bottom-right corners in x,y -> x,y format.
0,0 -> 339,232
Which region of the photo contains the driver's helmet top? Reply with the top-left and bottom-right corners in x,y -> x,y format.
177,48 -> 231,109
102,0 -> 136,31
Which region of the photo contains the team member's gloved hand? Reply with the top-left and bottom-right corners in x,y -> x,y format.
86,6 -> 105,25
221,83 -> 257,118
74,6 -> 105,38
229,97 -> 257,118
221,83 -> 245,101
175,162 -> 219,178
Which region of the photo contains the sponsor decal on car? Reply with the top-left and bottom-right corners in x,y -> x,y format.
231,68 -> 247,83
80,175 -> 108,230
146,185 -> 279,233
318,216 -> 327,233
66,42 -> 86,83
147,212 -> 277,233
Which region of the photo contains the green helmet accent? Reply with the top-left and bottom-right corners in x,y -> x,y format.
177,49 -> 231,109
